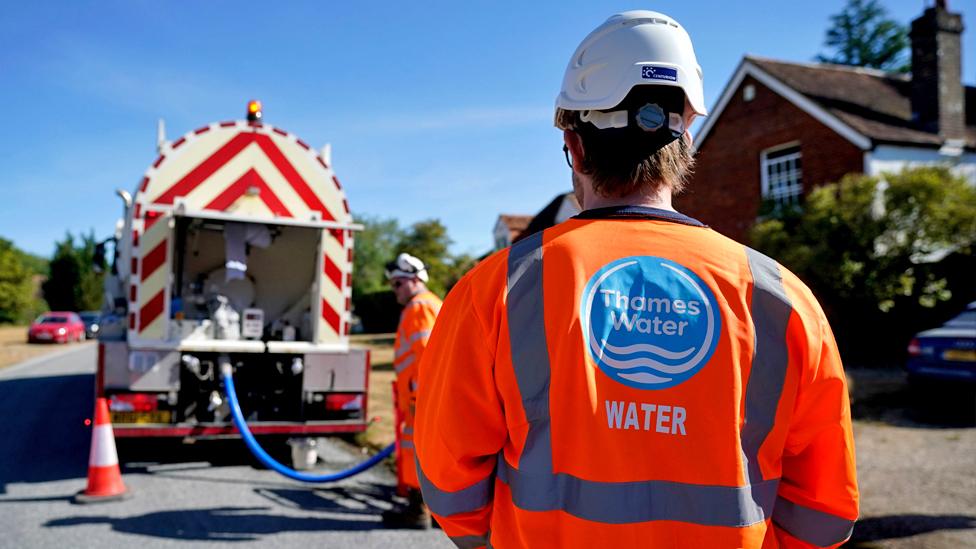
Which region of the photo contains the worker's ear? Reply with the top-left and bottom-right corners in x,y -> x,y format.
563,130 -> 586,173
683,112 -> 697,147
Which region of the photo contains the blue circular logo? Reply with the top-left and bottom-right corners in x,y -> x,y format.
581,256 -> 721,390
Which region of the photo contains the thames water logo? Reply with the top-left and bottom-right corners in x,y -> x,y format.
581,256 -> 721,390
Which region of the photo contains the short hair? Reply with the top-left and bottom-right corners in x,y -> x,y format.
555,86 -> 696,198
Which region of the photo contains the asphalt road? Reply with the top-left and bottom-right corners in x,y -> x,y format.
843,369 -> 976,548
0,345 -> 451,549
4,346 -> 973,548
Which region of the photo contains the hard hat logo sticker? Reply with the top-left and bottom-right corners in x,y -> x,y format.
640,66 -> 678,82
581,256 -> 721,390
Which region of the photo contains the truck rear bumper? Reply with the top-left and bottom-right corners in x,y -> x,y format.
114,420 -> 367,438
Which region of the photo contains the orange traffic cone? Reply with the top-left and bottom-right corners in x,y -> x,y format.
75,397 -> 130,503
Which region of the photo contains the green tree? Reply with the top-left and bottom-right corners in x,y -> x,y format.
76,232 -> 104,310
13,247 -> 49,322
352,215 -> 404,298
751,166 -> 976,359
0,238 -> 35,324
396,219 -> 454,296
42,232 -> 104,312
817,0 -> 909,73
350,215 -> 478,332
15,250 -> 49,277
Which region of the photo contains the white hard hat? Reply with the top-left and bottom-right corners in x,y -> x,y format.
556,10 -> 707,118
385,253 -> 429,283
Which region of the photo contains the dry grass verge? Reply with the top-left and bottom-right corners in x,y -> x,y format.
350,333 -> 397,450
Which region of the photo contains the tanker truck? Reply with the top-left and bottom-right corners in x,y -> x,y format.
95,101 -> 368,460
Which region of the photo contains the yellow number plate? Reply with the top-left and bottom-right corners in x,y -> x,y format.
943,349 -> 976,362
111,410 -> 173,424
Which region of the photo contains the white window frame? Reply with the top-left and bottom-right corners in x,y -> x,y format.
760,141 -> 803,208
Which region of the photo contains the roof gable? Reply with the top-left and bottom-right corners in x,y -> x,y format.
695,56 -> 976,152
694,58 -> 871,151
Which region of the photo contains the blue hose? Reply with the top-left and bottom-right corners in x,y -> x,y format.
221,363 -> 395,482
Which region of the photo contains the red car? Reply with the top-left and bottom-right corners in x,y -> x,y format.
28,312 -> 86,343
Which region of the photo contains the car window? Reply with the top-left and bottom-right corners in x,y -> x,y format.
40,316 -> 69,324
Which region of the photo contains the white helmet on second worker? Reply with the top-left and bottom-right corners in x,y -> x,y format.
385,253 -> 429,283
556,10 -> 707,119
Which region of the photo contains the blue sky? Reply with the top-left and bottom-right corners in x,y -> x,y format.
2,1 -> 973,258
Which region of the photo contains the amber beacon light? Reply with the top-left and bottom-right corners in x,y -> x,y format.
247,100 -> 263,122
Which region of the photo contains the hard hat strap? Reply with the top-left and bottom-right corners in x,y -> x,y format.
580,110 -> 629,129
580,104 -> 684,135
575,103 -> 685,158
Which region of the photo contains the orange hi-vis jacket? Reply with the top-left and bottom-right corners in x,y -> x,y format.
415,206 -> 858,549
393,289 -> 442,490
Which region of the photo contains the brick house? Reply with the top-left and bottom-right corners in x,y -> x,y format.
678,2 -> 975,242
492,214 -> 533,250
512,192 -> 580,243
493,193 -> 581,251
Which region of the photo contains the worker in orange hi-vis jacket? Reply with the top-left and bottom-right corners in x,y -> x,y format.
381,252 -> 443,529
414,10 -> 858,549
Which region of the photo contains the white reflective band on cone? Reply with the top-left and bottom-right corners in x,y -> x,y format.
89,425 -> 119,467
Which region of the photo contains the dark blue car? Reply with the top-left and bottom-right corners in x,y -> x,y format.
906,302 -> 976,383
79,311 -> 100,340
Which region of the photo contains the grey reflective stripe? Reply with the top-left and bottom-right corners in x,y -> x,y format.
416,455 -> 493,517
506,231 -> 553,475
402,426 -> 413,435
395,330 -> 431,359
744,250 -> 856,546
498,459 -> 778,526
395,345 -> 409,359
773,496 -> 856,547
499,231 -> 783,528
450,534 -> 489,549
742,248 -> 793,484
400,440 -> 414,450
394,342 -> 411,360
394,354 -> 415,373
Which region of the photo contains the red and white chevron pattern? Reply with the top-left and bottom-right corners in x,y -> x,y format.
129,121 -> 353,345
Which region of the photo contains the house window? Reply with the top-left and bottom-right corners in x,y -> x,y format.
761,144 -> 803,207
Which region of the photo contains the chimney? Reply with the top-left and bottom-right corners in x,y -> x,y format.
910,0 -> 965,141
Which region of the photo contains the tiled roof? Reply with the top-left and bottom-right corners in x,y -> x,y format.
748,56 -> 975,148
497,214 -> 532,232
497,214 -> 533,244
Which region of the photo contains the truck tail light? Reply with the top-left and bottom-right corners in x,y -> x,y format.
324,393 -> 362,411
109,393 -> 159,413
